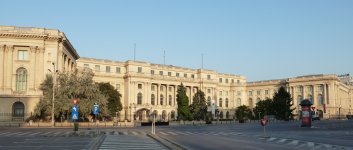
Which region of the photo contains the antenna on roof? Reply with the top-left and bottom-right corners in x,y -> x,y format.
134,43 -> 136,61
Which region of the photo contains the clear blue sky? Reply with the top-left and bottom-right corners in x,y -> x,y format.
2,1 -> 352,82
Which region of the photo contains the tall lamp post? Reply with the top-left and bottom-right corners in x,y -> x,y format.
48,62 -> 56,127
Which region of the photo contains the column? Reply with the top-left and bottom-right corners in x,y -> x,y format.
292,86 -> 296,105
133,81 -> 136,104
174,85 -> 177,106
6,45 -> 13,91
323,84 -> 326,105
0,45 -> 4,90
166,84 -> 169,106
39,47 -> 45,88
302,86 -> 305,101
30,46 -> 36,91
145,82 -> 149,104
260,89 -> 263,100
58,43 -> 63,71
189,86 -> 192,105
327,84 -> 330,104
312,85 -> 315,105
64,55 -> 68,71
157,84 -> 160,105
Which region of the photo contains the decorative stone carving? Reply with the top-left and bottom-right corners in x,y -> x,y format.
38,46 -> 45,53
6,45 -> 14,52
0,45 -> 4,51
30,46 -> 37,53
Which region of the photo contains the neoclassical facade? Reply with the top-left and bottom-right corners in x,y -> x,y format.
0,25 -> 79,121
1,25 -> 352,122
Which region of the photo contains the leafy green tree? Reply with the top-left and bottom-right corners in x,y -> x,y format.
33,69 -> 109,121
189,90 -> 207,120
235,105 -> 251,119
272,86 -> 295,119
98,83 -> 122,116
176,83 -> 192,120
253,98 -> 273,119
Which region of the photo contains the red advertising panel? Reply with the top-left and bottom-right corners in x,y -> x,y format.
302,106 -> 310,124
323,104 -> 326,113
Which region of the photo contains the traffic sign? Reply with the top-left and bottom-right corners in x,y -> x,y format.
94,101 -> 99,107
73,99 -> 78,105
72,106 -> 78,112
72,112 -> 78,120
312,107 -> 315,111
261,119 -> 267,126
312,111 -> 315,117
211,100 -> 215,115
93,106 -> 99,114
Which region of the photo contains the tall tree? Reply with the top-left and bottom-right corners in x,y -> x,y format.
253,98 -> 273,119
33,69 -> 109,121
98,82 -> 122,116
272,86 -> 295,119
235,105 -> 251,119
189,90 -> 207,120
176,83 -> 192,120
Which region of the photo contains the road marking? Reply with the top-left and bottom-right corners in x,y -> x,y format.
0,132 -> 10,135
276,139 -> 287,143
28,132 -> 42,136
123,132 -> 128,135
131,131 -> 138,135
176,132 -> 187,135
159,132 -> 168,135
114,132 -> 120,135
168,132 -> 177,135
307,142 -> 314,148
141,132 -> 146,135
245,146 -> 265,150
4,132 -> 21,136
185,132 -> 194,135
285,140 -> 299,146
266,137 -> 276,142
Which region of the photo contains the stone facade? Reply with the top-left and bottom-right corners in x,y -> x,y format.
0,26 -> 79,121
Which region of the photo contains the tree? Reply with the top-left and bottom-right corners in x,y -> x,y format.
176,83 -> 192,120
272,86 -> 295,119
98,83 -> 122,117
253,98 -> 273,120
189,90 -> 207,120
235,105 -> 251,119
33,69 -> 109,121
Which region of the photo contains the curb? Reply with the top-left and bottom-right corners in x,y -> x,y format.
88,134 -> 107,150
147,134 -> 187,150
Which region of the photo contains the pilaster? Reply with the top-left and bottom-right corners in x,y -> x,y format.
6,45 -> 14,91
29,46 -> 37,91
323,84 -> 326,105
0,45 -> 4,90
38,47 -> 45,89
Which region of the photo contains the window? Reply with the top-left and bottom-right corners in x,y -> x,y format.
151,94 -> 155,105
207,96 -> 211,106
219,78 -> 222,82
308,95 -> 313,104
237,91 -> 241,95
168,72 -> 171,76
257,91 -> 260,95
160,95 -> 163,105
169,87 -> 172,92
226,111 -> 229,119
208,89 -> 211,93
248,91 -> 252,95
138,67 -> 142,72
106,66 -> 110,72
184,74 -> 187,77
95,65 -> 100,71
273,89 -> 277,94
225,91 -> 228,96
318,86 -> 323,91
318,94 -> 323,105
219,98 -> 223,107
232,79 -> 234,83
151,70 -> 154,74
226,79 -> 228,83
207,75 -> 211,79
297,87 -> 302,92
18,50 -> 28,60
297,95 -> 303,105
159,71 -> 163,75
116,67 -> 120,73
169,95 -> 172,105
16,68 -> 27,91
84,64 -> 89,68
151,85 -> 155,91
138,84 -> 142,89
225,98 -> 229,107
176,73 -> 179,77
137,93 -> 142,104
265,90 -> 269,94
220,111 -> 223,119
160,86 -> 163,91
219,91 -> 222,95
237,80 -> 240,83
237,98 -> 241,107
13,102 -> 24,117
192,89 -> 195,93
116,84 -> 120,90
249,98 -> 253,108
307,87 -> 312,91
191,74 -> 194,78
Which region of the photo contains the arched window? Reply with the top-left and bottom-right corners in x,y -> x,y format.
13,102 -> 24,117
220,111 -> 223,119
137,93 -> 142,104
151,94 -> 155,105
169,95 -> 172,105
171,111 -> 175,120
16,68 -> 27,91
226,111 -> 229,119
256,98 -> 260,104
160,94 -> 163,105
225,98 -> 229,107
308,95 -> 313,104
249,98 -> 253,108
318,94 -> 323,105
207,96 -> 211,106
237,98 -> 241,107
219,98 -> 223,107
297,95 -> 303,105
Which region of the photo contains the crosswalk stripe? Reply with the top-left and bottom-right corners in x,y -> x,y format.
28,132 -> 42,136
276,139 -> 287,143
168,132 -> 177,135
0,132 -> 10,135
114,132 -> 120,135
141,132 -> 146,135
285,140 -> 299,146
185,132 -> 194,135
4,132 -> 21,136
307,142 -> 315,148
266,137 -> 277,142
176,132 -> 188,135
159,132 -> 168,135
16,132 -> 31,135
131,131 -> 139,135
123,132 -> 128,135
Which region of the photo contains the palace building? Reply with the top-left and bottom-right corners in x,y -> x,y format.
0,25 -> 352,122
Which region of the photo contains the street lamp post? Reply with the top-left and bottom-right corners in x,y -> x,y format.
258,112 -> 261,120
48,62 -> 56,127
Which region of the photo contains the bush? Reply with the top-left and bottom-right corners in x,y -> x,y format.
77,118 -> 89,122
